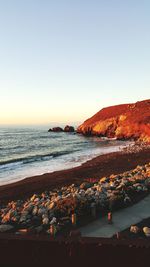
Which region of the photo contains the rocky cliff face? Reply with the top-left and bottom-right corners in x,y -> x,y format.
77,100 -> 150,142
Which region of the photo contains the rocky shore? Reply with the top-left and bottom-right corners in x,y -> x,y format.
0,146 -> 150,204
121,141 -> 150,154
0,145 -> 150,267
0,161 -> 150,236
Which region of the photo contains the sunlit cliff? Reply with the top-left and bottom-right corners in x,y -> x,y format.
77,100 -> 150,142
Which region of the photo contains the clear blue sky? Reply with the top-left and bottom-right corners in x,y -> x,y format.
0,0 -> 150,125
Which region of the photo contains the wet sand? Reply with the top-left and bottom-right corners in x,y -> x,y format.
0,148 -> 150,204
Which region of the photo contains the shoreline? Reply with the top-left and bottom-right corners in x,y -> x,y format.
0,139 -> 130,186
0,146 -> 150,204
0,145 -> 150,266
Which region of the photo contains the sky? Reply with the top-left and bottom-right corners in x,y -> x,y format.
0,0 -> 150,126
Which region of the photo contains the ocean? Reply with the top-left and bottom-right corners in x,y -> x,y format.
0,127 -> 131,186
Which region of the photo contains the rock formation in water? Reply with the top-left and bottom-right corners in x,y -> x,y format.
48,127 -> 63,132
48,125 -> 75,133
77,100 -> 150,142
64,125 -> 75,132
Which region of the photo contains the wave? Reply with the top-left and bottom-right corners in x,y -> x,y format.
0,150 -> 74,167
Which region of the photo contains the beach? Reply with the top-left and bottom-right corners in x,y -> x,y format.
0,145 -> 150,266
0,145 -> 150,204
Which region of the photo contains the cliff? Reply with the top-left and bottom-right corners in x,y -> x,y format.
77,100 -> 150,142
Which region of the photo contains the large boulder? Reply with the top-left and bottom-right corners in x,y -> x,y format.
64,125 -> 75,132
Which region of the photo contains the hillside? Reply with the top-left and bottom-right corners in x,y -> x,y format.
77,100 -> 150,142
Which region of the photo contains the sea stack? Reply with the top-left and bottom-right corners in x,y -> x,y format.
48,127 -> 63,132
64,125 -> 75,132
77,99 -> 150,142
48,125 -> 75,133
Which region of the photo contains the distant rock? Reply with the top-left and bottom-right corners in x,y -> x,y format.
0,224 -> 14,232
48,125 -> 75,133
77,99 -> 150,142
64,125 -> 75,132
48,127 -> 63,132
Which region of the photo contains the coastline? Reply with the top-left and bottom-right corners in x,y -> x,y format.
0,135 -> 130,186
0,147 -> 150,204
0,145 -> 150,266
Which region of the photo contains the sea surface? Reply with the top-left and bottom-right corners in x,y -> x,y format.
0,127 -> 131,186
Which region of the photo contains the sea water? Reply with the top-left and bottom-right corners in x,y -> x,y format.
0,127 -> 131,185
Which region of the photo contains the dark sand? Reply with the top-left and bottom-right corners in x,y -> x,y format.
0,148 -> 150,204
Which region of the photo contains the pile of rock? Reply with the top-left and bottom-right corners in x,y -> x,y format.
48,125 -> 75,133
0,163 -> 150,234
122,142 -> 150,154
130,225 -> 150,237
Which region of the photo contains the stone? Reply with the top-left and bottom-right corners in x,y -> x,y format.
38,208 -> 46,216
80,182 -> 91,190
76,100 -> 150,142
130,225 -> 140,234
30,194 -> 38,202
32,206 -> 38,216
143,227 -> 150,237
35,225 -> 43,233
0,161 -> 150,235
64,125 -> 75,132
0,224 -> 14,232
42,217 -> 49,225
48,202 -> 55,210
50,127 -> 63,132
50,217 -> 57,225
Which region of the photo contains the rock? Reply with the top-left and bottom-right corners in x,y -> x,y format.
49,127 -> 63,132
1,212 -> 11,223
99,177 -> 107,183
130,225 -> 140,234
32,206 -> 38,216
143,227 -> 150,237
38,208 -> 46,216
0,224 -> 14,232
48,202 -> 55,210
77,99 -> 150,142
50,217 -> 57,225
42,217 -> 49,225
64,125 -> 75,132
35,225 -> 43,233
30,194 -> 38,202
24,204 -> 34,213
80,182 -> 91,190
0,161 -> 150,235
21,211 -> 29,219
11,215 -> 20,222
19,215 -> 28,223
